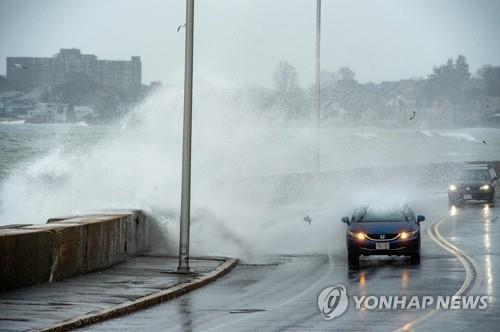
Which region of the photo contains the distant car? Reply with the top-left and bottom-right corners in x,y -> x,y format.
448,165 -> 498,206
342,205 -> 424,265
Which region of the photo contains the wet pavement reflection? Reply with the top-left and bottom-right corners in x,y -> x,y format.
178,297 -> 193,332
82,197 -> 500,331
417,201 -> 500,331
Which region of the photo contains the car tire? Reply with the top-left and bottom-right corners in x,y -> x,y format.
348,253 -> 359,266
410,253 -> 420,264
490,191 -> 496,204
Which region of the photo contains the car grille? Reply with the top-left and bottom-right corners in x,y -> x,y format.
366,233 -> 399,240
457,185 -> 481,193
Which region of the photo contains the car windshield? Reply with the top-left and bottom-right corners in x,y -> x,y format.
458,169 -> 489,181
352,208 -> 409,222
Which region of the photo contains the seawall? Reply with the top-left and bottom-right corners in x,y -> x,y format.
0,210 -> 148,292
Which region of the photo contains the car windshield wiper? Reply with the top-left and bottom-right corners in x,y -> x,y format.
354,210 -> 368,222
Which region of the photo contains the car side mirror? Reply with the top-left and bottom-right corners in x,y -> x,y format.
341,216 -> 350,224
417,215 -> 425,223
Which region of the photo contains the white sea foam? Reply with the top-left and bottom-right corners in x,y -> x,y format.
437,131 -> 477,142
0,80 -> 498,257
0,120 -> 25,125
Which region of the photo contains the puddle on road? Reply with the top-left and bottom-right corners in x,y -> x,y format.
239,256 -> 292,267
229,309 -> 269,314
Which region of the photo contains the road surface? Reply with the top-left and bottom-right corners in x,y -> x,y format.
82,195 -> 499,331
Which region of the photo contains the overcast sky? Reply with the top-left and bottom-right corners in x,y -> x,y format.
1,0 -> 499,87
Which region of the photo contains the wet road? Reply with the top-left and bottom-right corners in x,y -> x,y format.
83,196 -> 500,331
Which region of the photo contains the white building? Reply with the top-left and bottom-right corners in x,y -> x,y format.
28,103 -> 72,123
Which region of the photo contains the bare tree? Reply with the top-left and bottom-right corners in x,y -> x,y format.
274,61 -> 299,94
338,66 -> 356,81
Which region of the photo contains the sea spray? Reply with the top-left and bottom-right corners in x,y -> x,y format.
0,81 -> 498,258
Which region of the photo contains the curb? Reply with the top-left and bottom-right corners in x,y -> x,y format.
36,257 -> 239,332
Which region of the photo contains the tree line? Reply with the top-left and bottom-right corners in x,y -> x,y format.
239,55 -> 500,127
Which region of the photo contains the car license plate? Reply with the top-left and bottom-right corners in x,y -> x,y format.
376,242 -> 389,250
464,194 -> 472,199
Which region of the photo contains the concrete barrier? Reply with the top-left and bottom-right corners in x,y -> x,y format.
0,211 -> 148,292
228,160 -> 500,204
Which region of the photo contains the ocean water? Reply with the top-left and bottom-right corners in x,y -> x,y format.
1,122 -> 498,184
1,86 -> 500,257
0,122 -> 112,183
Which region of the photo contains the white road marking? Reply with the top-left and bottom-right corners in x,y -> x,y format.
393,216 -> 481,332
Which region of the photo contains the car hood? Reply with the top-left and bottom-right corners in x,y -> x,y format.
453,180 -> 490,187
349,221 -> 416,234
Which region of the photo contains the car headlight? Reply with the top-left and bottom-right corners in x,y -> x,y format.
449,185 -> 457,191
480,184 -> 490,191
400,230 -> 419,240
348,231 -> 366,240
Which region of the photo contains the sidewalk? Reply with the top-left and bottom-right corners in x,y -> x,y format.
0,256 -> 237,332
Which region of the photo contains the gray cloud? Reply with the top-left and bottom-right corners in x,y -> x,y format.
1,0 -> 499,86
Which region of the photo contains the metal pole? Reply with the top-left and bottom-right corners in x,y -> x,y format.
178,0 -> 195,273
314,0 -> 321,175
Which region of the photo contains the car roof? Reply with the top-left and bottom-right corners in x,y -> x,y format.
352,205 -> 413,222
463,164 -> 489,169
460,168 -> 490,174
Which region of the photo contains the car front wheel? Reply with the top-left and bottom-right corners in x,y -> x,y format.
489,190 -> 496,204
410,253 -> 420,264
348,252 -> 359,266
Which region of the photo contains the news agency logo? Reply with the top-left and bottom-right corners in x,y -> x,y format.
317,285 -> 489,320
317,285 -> 349,320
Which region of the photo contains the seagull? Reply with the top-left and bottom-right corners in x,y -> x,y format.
303,215 -> 312,225
13,63 -> 27,69
177,23 -> 186,32
409,111 -> 416,120
482,140 -> 487,144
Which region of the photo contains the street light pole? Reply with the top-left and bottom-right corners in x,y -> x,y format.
178,0 -> 195,273
314,0 -> 321,175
